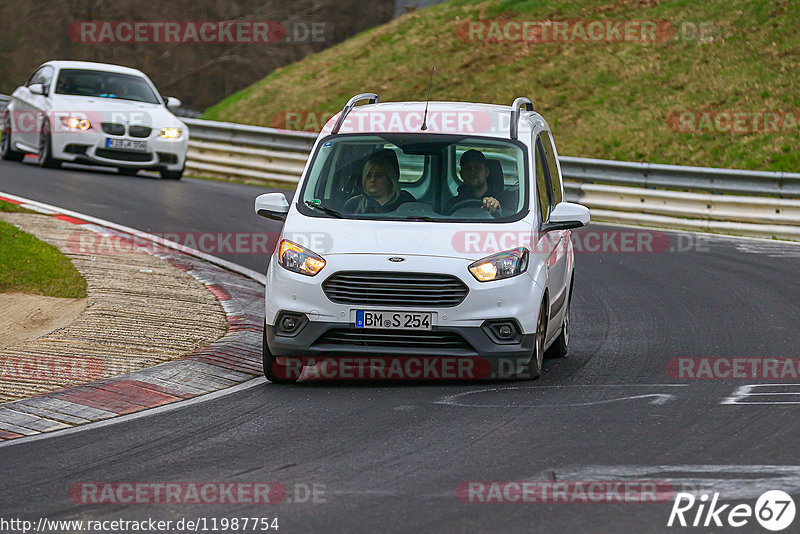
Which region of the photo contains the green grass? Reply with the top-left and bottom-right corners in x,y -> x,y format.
0,199 -> 36,214
203,0 -> 800,172
0,203 -> 88,298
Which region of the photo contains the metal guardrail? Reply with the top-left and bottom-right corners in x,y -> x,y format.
182,118 -> 316,153
565,183 -> 800,240
560,156 -> 800,198
0,94 -> 9,112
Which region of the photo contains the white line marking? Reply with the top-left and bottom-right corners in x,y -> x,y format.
721,384 -> 800,405
0,378 -> 267,449
434,384 -> 687,408
541,465 -> 800,501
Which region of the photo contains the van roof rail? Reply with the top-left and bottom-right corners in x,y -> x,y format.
510,97 -> 533,140
332,93 -> 380,134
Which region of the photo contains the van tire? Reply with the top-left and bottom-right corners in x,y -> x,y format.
545,299 -> 569,359
523,300 -> 548,379
262,323 -> 298,384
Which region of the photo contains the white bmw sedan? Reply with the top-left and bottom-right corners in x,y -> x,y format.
1,60 -> 188,179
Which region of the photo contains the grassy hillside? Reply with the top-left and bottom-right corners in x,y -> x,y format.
0,0 -> 394,110
204,0 -> 800,171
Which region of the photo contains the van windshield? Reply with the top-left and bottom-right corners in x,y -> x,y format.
298,134 -> 528,221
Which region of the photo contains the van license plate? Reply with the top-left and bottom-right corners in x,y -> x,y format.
355,310 -> 432,330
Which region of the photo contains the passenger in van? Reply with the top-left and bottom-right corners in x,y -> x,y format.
444,149 -> 514,216
343,149 -> 415,214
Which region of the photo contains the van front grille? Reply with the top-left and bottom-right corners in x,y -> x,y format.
322,271 -> 468,308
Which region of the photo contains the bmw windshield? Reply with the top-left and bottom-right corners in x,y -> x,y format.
298,134 -> 528,222
55,69 -> 161,104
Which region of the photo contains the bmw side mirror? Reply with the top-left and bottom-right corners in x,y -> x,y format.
28,84 -> 44,95
165,97 -> 181,109
255,193 -> 290,222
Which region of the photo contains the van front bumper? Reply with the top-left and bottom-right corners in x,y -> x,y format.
266,317 -> 535,360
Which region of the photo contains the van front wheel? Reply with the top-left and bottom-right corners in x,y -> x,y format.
523,301 -> 547,379
262,323 -> 298,384
545,299 -> 569,359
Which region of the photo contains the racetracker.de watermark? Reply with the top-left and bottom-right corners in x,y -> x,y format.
667,110 -> 800,134
65,231 -> 332,256
453,229 -> 709,255
0,355 -> 103,382
273,356 -> 494,381
2,110 -> 152,135
68,482 -> 325,504
455,20 -> 720,44
320,109 -> 494,134
67,230 -> 709,256
68,21 -> 331,44
667,358 -> 800,380
457,481 -> 675,503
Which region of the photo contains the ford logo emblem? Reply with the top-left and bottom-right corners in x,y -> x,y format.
388,257 -> 405,262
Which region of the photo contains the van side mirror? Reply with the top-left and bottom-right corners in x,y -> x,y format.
542,202 -> 590,232
29,83 -> 44,96
255,193 -> 290,222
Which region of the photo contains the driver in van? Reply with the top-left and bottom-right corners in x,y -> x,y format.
444,149 -> 512,216
344,149 -> 415,214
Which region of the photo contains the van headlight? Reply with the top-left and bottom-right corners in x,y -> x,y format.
468,247 -> 529,282
278,240 -> 326,276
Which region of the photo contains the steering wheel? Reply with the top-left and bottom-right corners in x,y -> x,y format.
446,198 -> 486,215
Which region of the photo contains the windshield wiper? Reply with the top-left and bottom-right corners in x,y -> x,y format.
402,216 -> 437,221
304,200 -> 343,218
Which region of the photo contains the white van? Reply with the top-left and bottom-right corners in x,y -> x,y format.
254,94 -> 590,383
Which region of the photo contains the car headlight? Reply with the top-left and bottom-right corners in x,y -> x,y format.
278,240 -> 326,276
159,127 -> 182,139
60,116 -> 91,130
468,247 -> 529,282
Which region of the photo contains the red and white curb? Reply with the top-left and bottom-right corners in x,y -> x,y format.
0,192 -> 266,442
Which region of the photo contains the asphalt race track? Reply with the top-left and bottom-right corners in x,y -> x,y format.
1,159 -> 799,533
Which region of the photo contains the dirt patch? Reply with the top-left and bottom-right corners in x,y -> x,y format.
0,293 -> 87,348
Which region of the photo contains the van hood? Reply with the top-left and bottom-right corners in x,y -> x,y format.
281,215 -> 536,262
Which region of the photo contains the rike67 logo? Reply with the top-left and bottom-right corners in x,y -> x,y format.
668,490 -> 796,531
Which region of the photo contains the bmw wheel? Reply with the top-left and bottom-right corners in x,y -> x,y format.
1,114 -> 24,162
38,120 -> 61,169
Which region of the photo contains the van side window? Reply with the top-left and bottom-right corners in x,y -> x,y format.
534,136 -> 551,223
540,132 -> 563,205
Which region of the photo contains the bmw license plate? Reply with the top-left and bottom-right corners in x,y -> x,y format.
355,310 -> 432,330
105,138 -> 147,152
